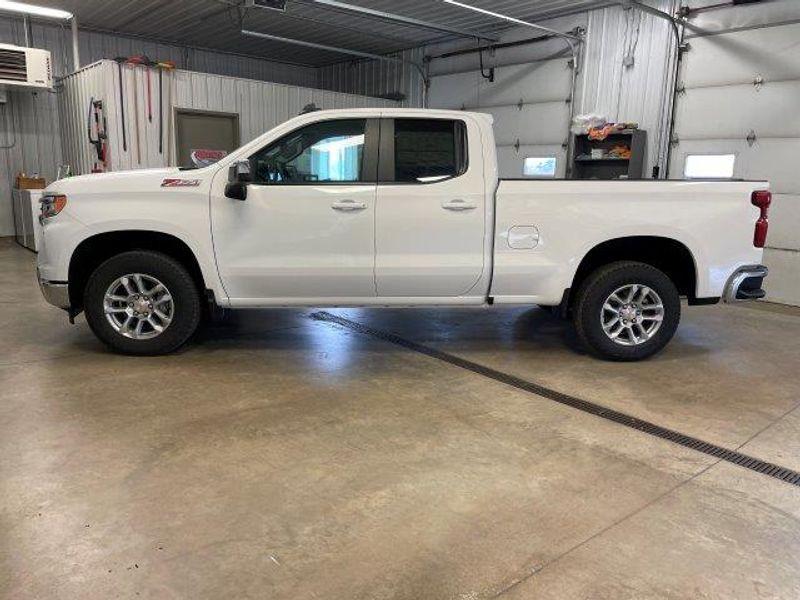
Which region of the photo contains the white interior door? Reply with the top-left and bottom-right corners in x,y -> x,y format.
670,0 -> 800,306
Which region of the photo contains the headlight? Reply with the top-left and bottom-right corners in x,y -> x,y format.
40,194 -> 67,220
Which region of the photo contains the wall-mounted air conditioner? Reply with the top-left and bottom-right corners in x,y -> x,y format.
0,44 -> 53,90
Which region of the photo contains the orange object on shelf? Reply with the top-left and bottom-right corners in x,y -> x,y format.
608,144 -> 632,159
588,124 -> 616,141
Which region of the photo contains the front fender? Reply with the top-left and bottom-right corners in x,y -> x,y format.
49,219 -> 229,307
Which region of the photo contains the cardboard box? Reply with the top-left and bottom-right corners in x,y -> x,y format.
15,175 -> 46,190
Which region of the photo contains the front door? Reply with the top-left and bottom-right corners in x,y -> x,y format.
211,118 -> 379,303
375,117 -> 487,297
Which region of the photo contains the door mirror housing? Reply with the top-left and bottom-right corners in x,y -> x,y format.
225,181 -> 248,201
226,160 -> 251,200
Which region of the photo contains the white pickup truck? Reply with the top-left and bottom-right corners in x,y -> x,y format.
36,108 -> 771,360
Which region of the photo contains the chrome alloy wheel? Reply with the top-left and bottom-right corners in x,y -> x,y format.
103,274 -> 174,339
600,284 -> 664,346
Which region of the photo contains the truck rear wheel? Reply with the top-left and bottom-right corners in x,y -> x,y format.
84,250 -> 201,355
572,261 -> 680,361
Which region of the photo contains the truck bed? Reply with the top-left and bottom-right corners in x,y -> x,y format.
490,179 -> 767,305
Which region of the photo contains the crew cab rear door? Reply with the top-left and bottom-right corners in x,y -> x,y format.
374,117 -> 486,297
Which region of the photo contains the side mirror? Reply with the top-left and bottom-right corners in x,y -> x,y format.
225,160 -> 251,201
225,181 -> 247,201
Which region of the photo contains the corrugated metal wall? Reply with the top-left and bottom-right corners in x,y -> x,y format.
579,0 -> 680,177
317,47 -> 427,108
58,60 -> 398,176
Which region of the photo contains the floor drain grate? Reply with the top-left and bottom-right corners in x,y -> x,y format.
311,311 -> 800,488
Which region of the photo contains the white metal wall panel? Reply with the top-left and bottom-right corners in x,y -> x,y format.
675,81 -> 800,140
761,249 -> 800,306
491,102 -> 572,147
684,0 -> 800,32
670,139 -> 799,193
316,47 -> 426,108
680,24 -> 800,88
428,71 -> 481,110
768,194 -> 800,252
673,3 -> 800,305
428,60 -> 573,113
477,61 -> 574,108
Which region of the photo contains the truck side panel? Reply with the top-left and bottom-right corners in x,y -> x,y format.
491,180 -> 766,305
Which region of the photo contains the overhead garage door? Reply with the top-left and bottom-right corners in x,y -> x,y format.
427,27 -> 580,179
670,0 -> 800,305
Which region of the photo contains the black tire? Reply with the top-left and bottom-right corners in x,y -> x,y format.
84,250 -> 201,355
572,261 -> 680,361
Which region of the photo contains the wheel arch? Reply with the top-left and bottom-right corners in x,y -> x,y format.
68,230 -> 209,312
567,236 -> 699,310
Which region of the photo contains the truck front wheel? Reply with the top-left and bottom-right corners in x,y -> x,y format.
84,251 -> 201,355
572,261 -> 680,361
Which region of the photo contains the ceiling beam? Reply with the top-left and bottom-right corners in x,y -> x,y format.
308,0 -> 498,42
242,29 -> 405,62
241,28 -> 431,106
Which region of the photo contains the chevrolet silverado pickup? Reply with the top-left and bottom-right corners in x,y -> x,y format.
36,108 -> 770,360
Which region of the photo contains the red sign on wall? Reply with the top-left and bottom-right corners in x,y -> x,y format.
191,149 -> 228,167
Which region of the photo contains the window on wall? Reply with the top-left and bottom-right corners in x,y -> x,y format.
684,154 -> 736,179
250,119 -> 366,184
394,119 -> 467,183
523,157 -> 557,178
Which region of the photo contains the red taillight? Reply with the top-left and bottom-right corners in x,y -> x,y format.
752,190 -> 771,209
751,190 -> 771,248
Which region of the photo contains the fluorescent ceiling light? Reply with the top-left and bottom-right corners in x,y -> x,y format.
442,0 -> 580,40
0,1 -> 73,20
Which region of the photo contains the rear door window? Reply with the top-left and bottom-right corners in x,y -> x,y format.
392,119 -> 468,183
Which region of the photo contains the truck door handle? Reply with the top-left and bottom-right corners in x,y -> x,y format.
331,200 -> 367,211
442,199 -> 477,211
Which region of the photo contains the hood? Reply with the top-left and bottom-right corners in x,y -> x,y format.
45,166 -> 215,195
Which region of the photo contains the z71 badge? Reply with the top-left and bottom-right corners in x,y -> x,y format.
161,178 -> 201,187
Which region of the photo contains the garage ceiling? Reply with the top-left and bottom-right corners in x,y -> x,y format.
24,0 -> 600,66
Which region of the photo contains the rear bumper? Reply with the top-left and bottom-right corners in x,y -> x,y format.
723,265 -> 768,303
37,269 -> 70,310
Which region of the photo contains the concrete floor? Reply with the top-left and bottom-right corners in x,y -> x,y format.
1,237 -> 800,599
